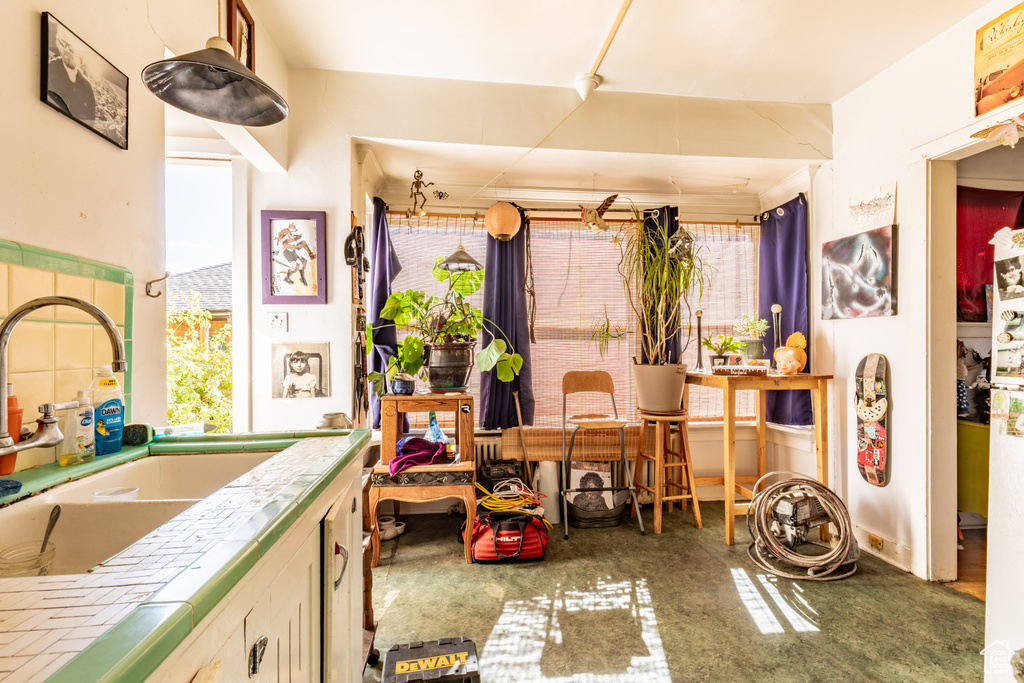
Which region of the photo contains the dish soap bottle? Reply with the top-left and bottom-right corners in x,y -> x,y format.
89,365 -> 124,456
57,390 -> 96,467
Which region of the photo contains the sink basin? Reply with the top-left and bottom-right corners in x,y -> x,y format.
0,452 -> 278,575
33,452 -> 276,503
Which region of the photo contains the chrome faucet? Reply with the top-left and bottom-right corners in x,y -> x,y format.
0,296 -> 127,457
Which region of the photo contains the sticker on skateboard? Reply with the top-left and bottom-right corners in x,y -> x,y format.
856,353 -> 889,486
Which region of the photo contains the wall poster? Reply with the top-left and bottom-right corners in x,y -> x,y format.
822,225 -> 898,320
976,2 -> 1024,116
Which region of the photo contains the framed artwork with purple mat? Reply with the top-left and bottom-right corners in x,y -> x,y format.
261,210 -> 326,304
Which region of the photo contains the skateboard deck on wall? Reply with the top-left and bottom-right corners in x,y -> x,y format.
856,353 -> 889,486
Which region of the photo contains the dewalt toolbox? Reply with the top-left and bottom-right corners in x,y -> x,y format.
381,637 -> 480,682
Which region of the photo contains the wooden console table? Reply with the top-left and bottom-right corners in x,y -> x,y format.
369,394 -> 476,565
685,371 -> 832,545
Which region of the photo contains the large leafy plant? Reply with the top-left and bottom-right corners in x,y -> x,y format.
368,257 -> 523,396
618,206 -> 711,364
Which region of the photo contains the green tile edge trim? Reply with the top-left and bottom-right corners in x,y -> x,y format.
46,602 -> 193,683
146,540 -> 260,625
0,240 -> 21,265
20,244 -> 80,275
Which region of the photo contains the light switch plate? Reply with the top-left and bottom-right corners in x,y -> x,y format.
267,312 -> 288,332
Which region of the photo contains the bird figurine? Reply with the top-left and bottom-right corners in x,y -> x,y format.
580,194 -> 618,232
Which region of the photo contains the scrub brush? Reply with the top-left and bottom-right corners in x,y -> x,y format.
122,424 -> 154,447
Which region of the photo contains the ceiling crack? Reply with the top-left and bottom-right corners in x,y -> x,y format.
743,103 -> 831,159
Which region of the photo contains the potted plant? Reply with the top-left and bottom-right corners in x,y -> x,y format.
618,206 -> 711,411
701,334 -> 744,366
734,312 -> 769,361
367,337 -> 423,397
369,257 -> 523,395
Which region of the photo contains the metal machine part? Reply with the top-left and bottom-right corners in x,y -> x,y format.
770,491 -> 830,549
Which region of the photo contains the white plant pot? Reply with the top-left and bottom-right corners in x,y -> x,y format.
632,363 -> 688,413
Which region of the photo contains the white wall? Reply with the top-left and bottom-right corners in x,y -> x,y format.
827,0 -> 1023,667
1,1 -> 167,424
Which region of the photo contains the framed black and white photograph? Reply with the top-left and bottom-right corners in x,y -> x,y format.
40,13 -> 128,150
995,255 -> 1024,302
271,342 -> 330,399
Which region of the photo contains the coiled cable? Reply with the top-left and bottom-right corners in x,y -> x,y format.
475,480 -> 552,529
745,472 -> 857,581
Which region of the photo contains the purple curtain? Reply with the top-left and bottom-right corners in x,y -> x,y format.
368,197 -> 403,429
480,208 -> 534,429
759,194 -> 813,425
640,206 -> 681,364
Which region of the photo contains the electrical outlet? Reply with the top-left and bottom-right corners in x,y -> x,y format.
868,533 -> 884,550
267,312 -> 288,332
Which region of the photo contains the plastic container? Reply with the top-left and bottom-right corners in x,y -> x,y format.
92,486 -> 139,502
7,384 -> 22,445
57,390 -> 96,467
89,365 -> 124,456
0,541 -> 56,577
1,385 -> 23,476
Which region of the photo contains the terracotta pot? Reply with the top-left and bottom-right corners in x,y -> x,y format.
423,341 -> 475,392
632,363 -> 688,412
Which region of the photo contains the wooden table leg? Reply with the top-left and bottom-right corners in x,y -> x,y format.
461,488 -> 476,564
369,488 -> 382,568
756,389 -> 767,479
654,421 -> 665,534
723,385 -> 737,545
813,379 -> 830,541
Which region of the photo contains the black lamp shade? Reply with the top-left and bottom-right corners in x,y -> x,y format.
142,38 -> 288,127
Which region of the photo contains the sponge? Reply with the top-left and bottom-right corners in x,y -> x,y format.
122,423 -> 154,447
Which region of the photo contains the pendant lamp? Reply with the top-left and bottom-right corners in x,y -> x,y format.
484,202 -> 521,241
438,245 -> 483,272
142,37 -> 288,127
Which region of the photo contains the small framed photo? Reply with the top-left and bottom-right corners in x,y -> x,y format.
262,210 -> 326,304
228,0 -> 255,72
749,358 -> 771,369
726,355 -> 744,366
41,13 -> 128,149
272,342 -> 330,398
995,256 -> 1024,302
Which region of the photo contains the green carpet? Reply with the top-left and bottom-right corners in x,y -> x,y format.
364,502 -> 984,682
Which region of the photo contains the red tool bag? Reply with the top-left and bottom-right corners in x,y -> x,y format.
460,511 -> 548,562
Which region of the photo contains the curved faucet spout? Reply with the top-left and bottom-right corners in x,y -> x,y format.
0,296 -> 127,453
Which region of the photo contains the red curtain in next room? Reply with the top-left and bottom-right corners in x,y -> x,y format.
957,186 -> 1024,322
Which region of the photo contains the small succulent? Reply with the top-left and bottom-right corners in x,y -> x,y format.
701,334 -> 744,355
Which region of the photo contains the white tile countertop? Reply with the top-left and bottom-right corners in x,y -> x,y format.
0,430 -> 369,682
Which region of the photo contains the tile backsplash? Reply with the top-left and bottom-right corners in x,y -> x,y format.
0,241 -> 134,472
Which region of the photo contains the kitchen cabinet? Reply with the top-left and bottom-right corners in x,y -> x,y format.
245,526 -> 321,681
148,450 -> 363,682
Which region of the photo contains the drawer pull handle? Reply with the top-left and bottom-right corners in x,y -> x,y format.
248,635 -> 268,677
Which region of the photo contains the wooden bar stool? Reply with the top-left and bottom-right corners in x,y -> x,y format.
631,408 -> 702,533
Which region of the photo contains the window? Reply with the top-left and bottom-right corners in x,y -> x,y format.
384,212 -> 759,427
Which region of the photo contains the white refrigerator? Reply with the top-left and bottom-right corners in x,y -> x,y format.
983,227 -> 1024,681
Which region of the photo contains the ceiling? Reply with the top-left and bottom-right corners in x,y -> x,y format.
220,1 -> 993,208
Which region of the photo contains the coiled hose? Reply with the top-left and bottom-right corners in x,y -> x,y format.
746,472 -> 857,581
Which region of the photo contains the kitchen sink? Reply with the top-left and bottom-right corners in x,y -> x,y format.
0,452 -> 278,575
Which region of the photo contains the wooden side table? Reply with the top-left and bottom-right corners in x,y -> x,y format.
369,394 -> 477,566
685,371 -> 832,545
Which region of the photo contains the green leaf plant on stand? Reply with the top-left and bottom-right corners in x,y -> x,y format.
701,334 -> 744,365
617,203 -> 712,411
734,312 -> 769,361
368,256 -> 523,397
